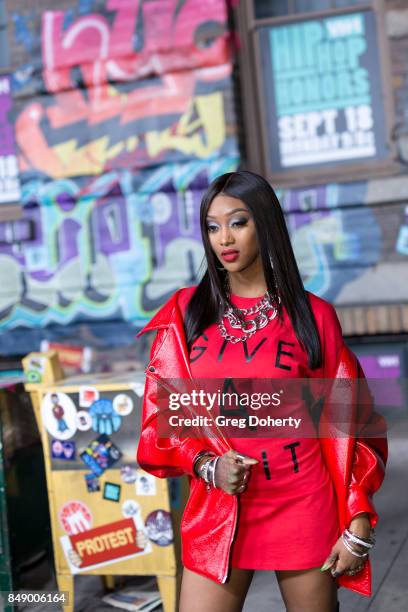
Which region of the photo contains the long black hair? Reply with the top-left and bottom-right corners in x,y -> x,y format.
184,170 -> 322,370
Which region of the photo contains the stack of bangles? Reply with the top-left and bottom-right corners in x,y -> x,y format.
337,528 -> 376,576
193,451 -> 218,491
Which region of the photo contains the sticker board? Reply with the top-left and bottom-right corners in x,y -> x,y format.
43,389 -> 142,471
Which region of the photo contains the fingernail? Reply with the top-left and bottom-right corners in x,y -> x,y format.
320,562 -> 332,571
332,571 -> 339,578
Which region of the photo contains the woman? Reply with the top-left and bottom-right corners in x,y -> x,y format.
136,170 -> 387,612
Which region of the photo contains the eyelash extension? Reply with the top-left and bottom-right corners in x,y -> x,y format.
206,220 -> 248,232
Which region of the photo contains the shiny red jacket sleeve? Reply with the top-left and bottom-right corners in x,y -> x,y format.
136,327 -> 211,479
344,356 -> 388,528
317,299 -> 388,528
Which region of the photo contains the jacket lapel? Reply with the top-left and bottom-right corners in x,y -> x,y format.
135,289 -> 183,337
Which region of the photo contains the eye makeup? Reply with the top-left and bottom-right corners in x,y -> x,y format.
206,217 -> 249,232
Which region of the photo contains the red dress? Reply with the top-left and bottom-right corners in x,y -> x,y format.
186,291 -> 340,570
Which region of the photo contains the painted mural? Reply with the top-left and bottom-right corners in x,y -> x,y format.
278,182 -> 408,305
1,0 -> 407,356
0,0 -> 239,351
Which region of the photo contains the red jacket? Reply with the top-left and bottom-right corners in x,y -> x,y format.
136,286 -> 388,596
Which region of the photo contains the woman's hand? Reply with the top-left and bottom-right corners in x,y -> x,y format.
321,513 -> 371,578
214,449 -> 258,495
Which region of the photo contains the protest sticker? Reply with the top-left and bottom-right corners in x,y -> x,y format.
60,517 -> 151,573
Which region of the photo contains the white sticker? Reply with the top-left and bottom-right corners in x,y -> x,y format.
122,499 -> 141,519
120,465 -> 138,484
135,471 -> 156,496
41,392 -> 78,440
28,355 -> 46,373
113,393 -> 134,416
79,387 -> 99,408
76,410 -> 92,431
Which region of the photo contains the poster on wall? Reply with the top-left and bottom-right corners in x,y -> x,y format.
259,10 -> 389,171
0,74 -> 21,204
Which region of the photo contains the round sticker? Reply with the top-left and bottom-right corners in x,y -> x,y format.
76,410 -> 92,431
120,465 -> 138,484
122,499 -> 141,519
113,394 -> 134,417
41,392 -> 77,440
52,440 -> 63,455
144,510 -> 173,546
58,501 -> 92,535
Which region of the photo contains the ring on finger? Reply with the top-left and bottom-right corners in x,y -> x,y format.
345,565 -> 364,576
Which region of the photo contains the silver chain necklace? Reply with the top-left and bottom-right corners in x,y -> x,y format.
218,291 -> 281,344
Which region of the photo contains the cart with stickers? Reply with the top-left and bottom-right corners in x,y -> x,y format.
23,351 -> 186,612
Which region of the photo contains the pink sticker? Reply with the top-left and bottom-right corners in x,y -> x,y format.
59,501 -> 93,536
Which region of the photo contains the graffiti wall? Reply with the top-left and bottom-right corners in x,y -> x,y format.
279,180 -> 408,305
0,0 -> 239,353
1,1 -> 407,356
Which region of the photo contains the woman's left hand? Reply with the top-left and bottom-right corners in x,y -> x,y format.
321,514 -> 371,578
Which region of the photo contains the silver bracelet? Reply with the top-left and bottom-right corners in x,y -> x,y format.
193,450 -> 215,476
206,457 -> 216,485
198,457 -> 214,484
344,528 -> 375,549
211,456 -> 220,488
341,534 -> 369,558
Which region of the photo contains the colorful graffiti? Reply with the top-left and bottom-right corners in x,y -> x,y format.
15,82 -> 234,178
279,181 -> 408,304
13,0 -> 236,178
0,158 -> 237,334
0,0 -> 239,351
2,1 -> 407,357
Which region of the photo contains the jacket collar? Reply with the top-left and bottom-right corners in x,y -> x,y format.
135,288 -> 184,337
136,286 -> 195,388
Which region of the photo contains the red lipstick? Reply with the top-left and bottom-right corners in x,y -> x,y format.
221,250 -> 239,262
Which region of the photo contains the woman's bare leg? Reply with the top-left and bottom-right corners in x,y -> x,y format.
275,567 -> 338,612
179,567 -> 254,612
